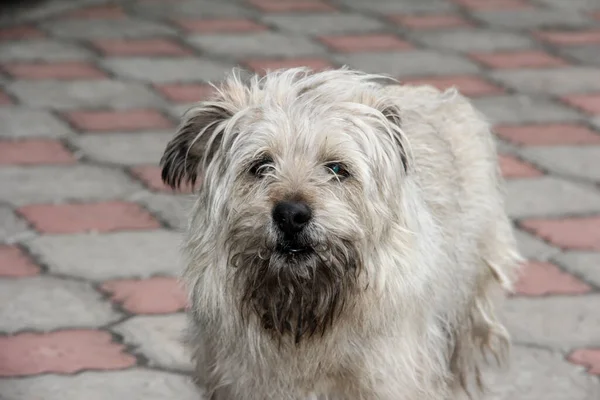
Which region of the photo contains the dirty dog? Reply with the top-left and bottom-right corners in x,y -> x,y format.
160,68 -> 522,400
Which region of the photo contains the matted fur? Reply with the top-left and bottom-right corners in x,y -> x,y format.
160,68 -> 522,400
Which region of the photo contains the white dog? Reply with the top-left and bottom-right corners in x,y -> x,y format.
160,68 -> 521,400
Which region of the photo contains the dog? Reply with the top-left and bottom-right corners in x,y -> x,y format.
160,67 -> 522,400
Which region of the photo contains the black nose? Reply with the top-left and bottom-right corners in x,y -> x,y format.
272,201 -> 312,236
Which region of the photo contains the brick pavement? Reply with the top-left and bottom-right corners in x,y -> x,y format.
0,0 -> 600,398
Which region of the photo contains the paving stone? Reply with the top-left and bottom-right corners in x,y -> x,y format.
0,108 -> 73,138
0,40 -> 93,61
0,165 -> 144,206
514,261 -> 591,296
505,177 -> 600,218
101,277 -> 187,314
513,228 -> 561,261
490,67 -> 600,96
71,131 -> 171,165
503,295 -> 600,350
470,50 -> 567,69
568,348 -> 600,376
7,80 -> 167,110
0,25 -> 45,40
454,0 -> 531,9
177,18 -> 267,33
555,251 -> 600,288
129,165 -> 197,195
2,62 -> 107,80
18,201 -> 160,234
473,9 -> 593,29
0,369 -> 201,400
0,245 -> 40,277
474,95 -> 584,124
520,146 -> 600,182
133,191 -> 194,230
65,110 -> 172,132
562,93 -> 600,115
0,330 -> 136,377
112,314 -> 192,371
559,45 -> 600,67
42,18 -> 177,39
337,0 -> 456,13
261,13 -> 385,35
0,276 -> 122,333
521,216 -> 600,251
334,50 -> 479,77
249,0 -> 336,12
495,123 -> 600,145
92,38 -> 193,56
133,0 -> 250,18
410,29 -> 535,52
0,206 -> 32,244
489,345 -> 600,400
26,230 -> 182,281
498,154 -> 542,178
319,34 -> 413,53
61,4 -> 126,19
244,58 -> 335,75
155,83 -> 215,103
0,139 -> 76,165
535,29 -> 600,45
188,31 -> 327,58
532,0 -> 600,11
389,14 -> 471,30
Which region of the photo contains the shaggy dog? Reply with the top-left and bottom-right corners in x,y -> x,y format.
160,68 -> 521,400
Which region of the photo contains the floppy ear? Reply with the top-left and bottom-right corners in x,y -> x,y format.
380,104 -> 409,172
160,103 -> 233,190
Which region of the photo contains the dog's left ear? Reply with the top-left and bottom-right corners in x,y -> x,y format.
380,104 -> 409,172
160,103 -> 233,190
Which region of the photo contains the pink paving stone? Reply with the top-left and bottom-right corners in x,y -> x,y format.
388,14 -> 472,29
521,216 -> 600,251
244,58 -> 335,75
1,62 -> 107,80
130,165 -> 196,193
65,109 -> 173,132
18,201 -> 161,234
0,245 -> 40,277
0,25 -> 45,40
0,139 -> 76,165
401,75 -> 504,97
494,123 -> 600,145
469,50 -> 567,69
0,90 -> 12,105
318,34 -> 413,52
92,38 -> 192,56
61,4 -> 126,19
247,0 -> 336,12
452,0 -> 531,9
514,261 -> 592,296
176,18 -> 267,33
0,330 -> 136,377
568,349 -> 600,376
498,154 -> 543,178
155,83 -> 215,103
535,29 -> 600,45
100,277 -> 188,314
561,93 -> 600,115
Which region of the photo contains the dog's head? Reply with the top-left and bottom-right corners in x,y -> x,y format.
161,68 -> 410,342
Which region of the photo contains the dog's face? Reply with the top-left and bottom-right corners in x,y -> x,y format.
161,69 -> 408,342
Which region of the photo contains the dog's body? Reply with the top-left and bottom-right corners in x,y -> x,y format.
160,68 -> 521,400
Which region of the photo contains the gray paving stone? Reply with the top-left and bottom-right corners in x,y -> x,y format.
334,50 -> 479,77
7,80 -> 166,110
102,57 -> 233,83
133,192 -> 194,231
592,116 -> 600,131
0,39 -> 93,61
410,29 -> 535,52
0,205 -> 32,244
42,18 -> 177,39
133,0 -> 249,18
503,295 -> 600,350
261,13 -> 385,35
336,0 -> 456,13
514,228 -> 561,262
26,230 -> 183,281
70,132 -> 172,166
0,276 -> 121,333
112,314 -> 192,371
520,146 -> 600,182
0,165 -> 144,206
473,9 -> 593,30
491,67 -> 600,96
489,345 -> 600,400
473,95 -> 584,124
0,108 -> 74,138
532,0 -> 599,11
0,369 -> 202,400
506,177 -> 600,218
187,31 -> 327,58
559,46 -> 600,67
554,251 -> 600,288
167,103 -> 194,120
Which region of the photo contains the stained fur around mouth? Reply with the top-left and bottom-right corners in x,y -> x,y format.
229,232 -> 362,344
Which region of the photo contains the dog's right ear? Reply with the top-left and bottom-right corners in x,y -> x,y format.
160,103 -> 233,190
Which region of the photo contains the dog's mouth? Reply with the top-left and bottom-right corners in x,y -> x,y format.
276,241 -> 313,255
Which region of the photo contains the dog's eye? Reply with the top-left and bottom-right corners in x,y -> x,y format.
249,157 -> 274,177
325,162 -> 349,179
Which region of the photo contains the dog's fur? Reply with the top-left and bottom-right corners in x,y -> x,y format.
160,68 -> 522,400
